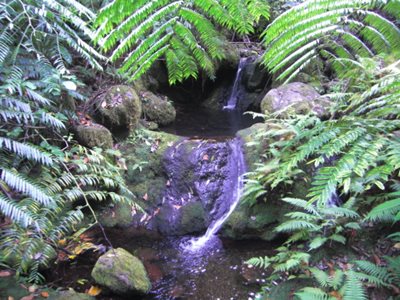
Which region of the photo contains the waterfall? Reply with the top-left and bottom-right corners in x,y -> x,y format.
223,57 -> 248,110
184,138 -> 246,252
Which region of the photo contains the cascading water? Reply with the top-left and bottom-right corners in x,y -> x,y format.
223,57 -> 248,110
182,138 -> 246,252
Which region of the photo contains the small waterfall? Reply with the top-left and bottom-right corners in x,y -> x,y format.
223,57 -> 248,110
184,138 -> 246,252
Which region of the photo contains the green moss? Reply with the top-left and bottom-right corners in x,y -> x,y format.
141,92 -> 176,126
180,202 -> 206,233
75,124 -> 113,149
91,248 -> 151,295
98,201 -> 133,228
95,85 -> 142,132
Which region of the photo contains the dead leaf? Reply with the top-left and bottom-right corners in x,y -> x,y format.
101,101 -> 107,108
203,154 -> 209,161
28,285 -> 37,293
393,243 -> 400,249
166,180 -> 171,187
8,296 -> 14,300
0,270 -> 12,277
87,286 -> 102,296
20,295 -> 34,300
373,254 -> 381,265
173,205 -> 182,210
83,157 -> 90,164
143,193 -> 148,201
40,291 -> 49,298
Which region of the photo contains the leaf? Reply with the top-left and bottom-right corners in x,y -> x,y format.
62,81 -> 77,91
40,291 -> 49,298
87,286 -> 102,296
0,270 -> 13,277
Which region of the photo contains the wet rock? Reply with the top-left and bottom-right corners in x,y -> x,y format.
74,124 -> 113,149
91,248 -> 151,295
141,91 -> 176,126
202,85 -> 229,112
91,85 -> 142,134
261,82 -> 330,117
240,264 -> 264,285
242,56 -> 270,93
154,138 -> 244,235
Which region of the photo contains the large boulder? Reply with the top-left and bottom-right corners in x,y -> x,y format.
261,82 -> 330,117
91,248 -> 151,295
141,91 -> 176,126
91,85 -> 142,134
74,124 -> 113,149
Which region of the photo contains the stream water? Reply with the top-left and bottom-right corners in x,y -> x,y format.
49,58 -> 274,299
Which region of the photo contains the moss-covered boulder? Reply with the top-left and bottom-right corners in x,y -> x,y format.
141,91 -> 176,126
98,201 -> 133,228
74,124 -> 113,149
261,82 -> 330,117
91,248 -> 151,295
92,85 -> 142,134
120,129 -> 180,225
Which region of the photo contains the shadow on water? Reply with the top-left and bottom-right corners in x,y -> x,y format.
162,104 -> 262,138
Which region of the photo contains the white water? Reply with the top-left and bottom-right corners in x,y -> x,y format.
185,139 -> 246,252
223,57 -> 248,110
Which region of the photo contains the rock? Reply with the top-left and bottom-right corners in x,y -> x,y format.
98,201 -> 133,228
91,248 -> 151,295
261,82 -> 330,117
74,124 -> 113,149
120,129 -> 180,225
92,85 -> 142,134
242,56 -> 270,92
202,85 -> 228,112
56,289 -> 95,300
141,91 -> 176,126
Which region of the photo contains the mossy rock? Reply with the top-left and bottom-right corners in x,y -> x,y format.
98,201 -> 133,228
91,248 -> 151,295
75,124 -> 113,149
141,91 -> 176,126
51,289 -> 95,300
261,82 -> 330,118
93,85 -> 142,134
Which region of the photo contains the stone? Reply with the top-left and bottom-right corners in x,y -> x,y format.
91,85 -> 142,134
261,82 -> 330,117
242,56 -> 270,92
91,248 -> 151,295
74,124 -> 113,149
98,201 -> 133,228
55,289 -> 95,300
141,91 -> 176,126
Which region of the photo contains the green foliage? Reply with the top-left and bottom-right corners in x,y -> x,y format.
0,0 -> 135,283
261,0 -> 400,82
94,0 -> 270,84
244,57 -> 400,208
0,0 -> 104,72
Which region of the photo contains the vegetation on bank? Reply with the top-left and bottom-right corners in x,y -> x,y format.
0,0 -> 399,299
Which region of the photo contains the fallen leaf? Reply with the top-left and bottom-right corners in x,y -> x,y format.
0,270 -> 12,277
173,205 -> 182,210
8,296 -> 14,300
101,101 -> 107,108
203,154 -> 209,161
40,291 -> 49,298
393,243 -> 400,249
20,295 -> 34,300
87,286 -> 102,296
83,157 -> 90,164
143,193 -> 148,201
166,180 -> 171,187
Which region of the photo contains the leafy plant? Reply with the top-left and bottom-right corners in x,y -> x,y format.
94,0 -> 270,84
261,0 -> 400,82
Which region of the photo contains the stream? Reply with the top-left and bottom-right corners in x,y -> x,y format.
49,58 -> 275,300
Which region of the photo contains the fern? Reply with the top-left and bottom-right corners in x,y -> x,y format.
94,0 -> 269,84
261,0 -> 400,82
